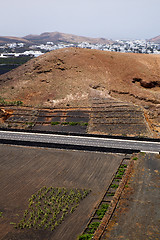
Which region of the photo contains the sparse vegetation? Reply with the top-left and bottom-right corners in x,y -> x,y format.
115,179 -> 120,182
140,152 -> 146,155
79,161 -> 129,238
11,187 -> 91,231
87,222 -> 100,233
0,96 -> 23,106
115,164 -> 127,179
78,233 -> 93,240
25,122 -> 35,127
51,121 -> 59,125
51,121 -> 88,126
107,192 -> 115,196
78,222 -> 100,239
96,203 -> 109,220
110,184 -> 119,189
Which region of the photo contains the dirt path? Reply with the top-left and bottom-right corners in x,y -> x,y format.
101,153 -> 160,240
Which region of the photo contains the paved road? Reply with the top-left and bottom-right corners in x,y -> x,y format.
0,130 -> 160,153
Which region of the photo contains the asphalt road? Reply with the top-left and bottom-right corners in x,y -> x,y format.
0,130 -> 160,153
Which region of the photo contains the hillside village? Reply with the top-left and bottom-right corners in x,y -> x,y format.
0,39 -> 160,58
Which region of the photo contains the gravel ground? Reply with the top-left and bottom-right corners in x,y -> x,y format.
101,153 -> 160,240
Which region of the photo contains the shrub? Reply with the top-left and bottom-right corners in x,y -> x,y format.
110,184 -> 119,189
96,204 -> 109,220
51,121 -> 60,125
87,222 -> 100,233
78,233 -> 93,240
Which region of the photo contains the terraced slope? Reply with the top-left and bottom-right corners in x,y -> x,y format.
88,96 -> 151,137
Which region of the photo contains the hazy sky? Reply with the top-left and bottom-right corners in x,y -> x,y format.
1,0 -> 160,40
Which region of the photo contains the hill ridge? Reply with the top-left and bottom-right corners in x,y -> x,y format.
0,48 -> 159,136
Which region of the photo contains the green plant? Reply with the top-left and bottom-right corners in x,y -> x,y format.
107,193 -> 114,196
79,122 -> 88,126
0,97 -> 23,106
110,184 -> 119,189
115,164 -> 127,179
10,222 -> 16,226
115,179 -> 120,182
0,212 -> 3,218
115,174 -> 123,179
133,157 -> 138,160
87,222 -> 100,233
96,204 -> 109,220
14,187 -> 91,231
61,122 -> 69,125
121,164 -> 127,168
51,121 -> 60,125
140,152 -> 145,155
69,122 -> 78,126
50,121 -> 88,127
78,233 -> 93,240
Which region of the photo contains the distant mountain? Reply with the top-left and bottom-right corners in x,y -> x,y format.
23,32 -> 112,44
0,36 -> 30,44
148,35 -> 160,44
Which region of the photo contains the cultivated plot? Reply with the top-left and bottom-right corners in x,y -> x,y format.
0,145 -> 124,240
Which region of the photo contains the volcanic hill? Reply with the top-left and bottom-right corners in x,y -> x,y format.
0,32 -> 112,45
0,36 -> 30,44
148,35 -> 160,44
23,31 -> 112,44
0,48 -> 160,137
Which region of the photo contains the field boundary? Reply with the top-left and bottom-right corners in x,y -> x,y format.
93,157 -> 134,239
78,155 -> 134,240
0,138 -> 138,154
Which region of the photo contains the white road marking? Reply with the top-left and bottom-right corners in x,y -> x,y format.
0,130 -> 160,145
0,130 -> 160,152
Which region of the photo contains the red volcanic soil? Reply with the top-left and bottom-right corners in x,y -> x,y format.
0,48 -> 159,136
0,47 -> 159,107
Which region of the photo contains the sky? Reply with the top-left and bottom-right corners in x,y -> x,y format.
1,0 -> 160,40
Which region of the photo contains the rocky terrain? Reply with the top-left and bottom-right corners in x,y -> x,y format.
0,48 -> 159,137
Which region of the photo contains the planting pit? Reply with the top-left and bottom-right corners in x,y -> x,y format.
13,187 -> 91,232
0,144 -> 125,240
1,107 -> 90,134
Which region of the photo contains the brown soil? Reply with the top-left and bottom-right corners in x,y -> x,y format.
0,48 -> 159,136
0,36 -> 30,44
